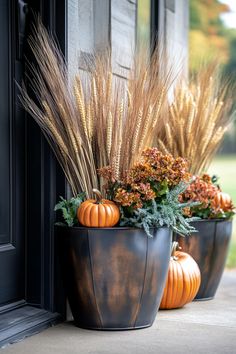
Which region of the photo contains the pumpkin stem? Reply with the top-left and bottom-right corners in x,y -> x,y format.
171,241 -> 182,260
92,188 -> 103,203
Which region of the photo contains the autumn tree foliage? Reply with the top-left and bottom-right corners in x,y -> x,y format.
189,0 -> 231,72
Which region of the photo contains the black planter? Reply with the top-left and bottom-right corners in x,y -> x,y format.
175,219 -> 232,301
56,226 -> 172,330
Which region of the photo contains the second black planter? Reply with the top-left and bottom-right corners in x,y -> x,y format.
56,226 -> 172,330
175,219 -> 232,300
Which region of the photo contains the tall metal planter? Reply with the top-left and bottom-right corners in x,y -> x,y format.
175,219 -> 232,300
56,226 -> 172,330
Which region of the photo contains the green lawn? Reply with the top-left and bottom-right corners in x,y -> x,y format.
208,155 -> 236,268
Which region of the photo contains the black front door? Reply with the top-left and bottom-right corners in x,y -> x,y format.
0,0 -> 25,307
0,0 -> 66,346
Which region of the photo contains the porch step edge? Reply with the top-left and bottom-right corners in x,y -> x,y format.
0,306 -> 62,348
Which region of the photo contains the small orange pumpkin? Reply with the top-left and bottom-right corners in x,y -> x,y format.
77,189 -> 120,227
212,191 -> 233,211
160,242 -> 201,309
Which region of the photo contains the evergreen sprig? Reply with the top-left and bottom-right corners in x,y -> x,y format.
120,183 -> 200,237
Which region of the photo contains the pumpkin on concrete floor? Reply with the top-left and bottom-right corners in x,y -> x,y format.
77,189 -> 120,227
160,241 -> 201,309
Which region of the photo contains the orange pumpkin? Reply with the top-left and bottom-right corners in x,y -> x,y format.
77,189 -> 120,227
212,191 -> 233,211
160,242 -> 201,309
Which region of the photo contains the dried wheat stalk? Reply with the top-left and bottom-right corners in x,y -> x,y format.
156,63 -> 234,175
20,18 -> 175,197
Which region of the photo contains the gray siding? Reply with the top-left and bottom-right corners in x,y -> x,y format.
111,0 -> 137,78
159,0 -> 189,73
67,0 -> 137,78
67,0 -> 188,76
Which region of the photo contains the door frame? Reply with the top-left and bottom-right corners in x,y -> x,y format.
0,0 -> 67,346
25,0 -> 67,315
0,0 -> 26,306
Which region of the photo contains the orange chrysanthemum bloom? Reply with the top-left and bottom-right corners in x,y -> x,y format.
180,174 -> 235,218
99,148 -> 191,209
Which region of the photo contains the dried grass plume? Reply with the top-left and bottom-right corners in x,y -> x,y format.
156,63 -> 234,174
20,18 -> 176,197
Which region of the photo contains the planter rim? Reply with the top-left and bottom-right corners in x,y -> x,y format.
55,225 -> 170,231
190,218 -> 233,223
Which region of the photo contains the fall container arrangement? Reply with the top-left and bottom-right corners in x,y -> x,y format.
176,174 -> 235,300
155,64 -> 236,301
55,149 -> 197,329
21,20 -> 197,329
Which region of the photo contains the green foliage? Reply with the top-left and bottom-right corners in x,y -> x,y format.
188,204 -> 234,220
54,193 -> 85,227
224,37 -> 236,77
120,183 -> 199,237
211,174 -> 219,184
189,0 -> 231,73
190,1 -> 236,154
190,0 -> 202,30
209,156 -> 236,267
226,241 -> 236,268
190,0 -> 228,34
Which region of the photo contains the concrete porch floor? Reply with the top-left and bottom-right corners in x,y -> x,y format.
3,270 -> 236,354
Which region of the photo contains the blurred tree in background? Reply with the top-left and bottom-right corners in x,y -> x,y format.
224,33 -> 236,76
189,0 -> 236,153
190,0 -> 230,71
137,0 -> 150,45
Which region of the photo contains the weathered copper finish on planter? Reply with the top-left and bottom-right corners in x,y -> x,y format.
175,219 -> 232,301
56,226 -> 172,330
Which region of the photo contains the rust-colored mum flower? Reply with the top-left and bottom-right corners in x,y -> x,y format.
114,189 -> 143,209
127,148 -> 191,187
180,174 -> 235,219
131,183 -> 156,201
99,148 -> 191,210
98,166 -> 115,182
